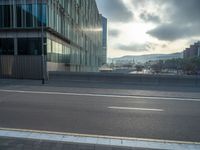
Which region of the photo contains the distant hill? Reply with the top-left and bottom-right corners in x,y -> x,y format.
108,52 -> 183,64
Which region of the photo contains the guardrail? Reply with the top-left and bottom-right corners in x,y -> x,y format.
49,72 -> 200,87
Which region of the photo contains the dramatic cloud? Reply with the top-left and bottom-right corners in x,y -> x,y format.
131,0 -> 147,7
131,0 -> 165,9
147,24 -> 200,41
140,12 -> 160,23
147,0 -> 200,41
117,43 -> 151,52
96,0 -> 133,22
96,0 -> 200,57
109,29 -> 120,37
169,0 -> 200,24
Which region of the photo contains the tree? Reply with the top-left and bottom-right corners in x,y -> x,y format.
135,65 -> 144,72
183,57 -> 200,75
151,60 -> 164,74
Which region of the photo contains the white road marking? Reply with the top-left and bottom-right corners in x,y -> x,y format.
0,128 -> 200,150
108,106 -> 164,112
0,89 -> 200,102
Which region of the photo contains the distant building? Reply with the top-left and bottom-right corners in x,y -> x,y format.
183,41 -> 200,58
102,16 -> 107,64
198,47 -> 200,57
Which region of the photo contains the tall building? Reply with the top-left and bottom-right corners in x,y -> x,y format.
102,16 -> 107,64
183,41 -> 200,58
0,0 -> 104,79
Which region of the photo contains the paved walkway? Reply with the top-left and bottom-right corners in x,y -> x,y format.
0,137 -> 152,150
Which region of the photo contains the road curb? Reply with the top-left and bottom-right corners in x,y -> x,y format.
0,128 -> 200,150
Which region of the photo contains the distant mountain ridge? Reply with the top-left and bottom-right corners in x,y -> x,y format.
108,52 -> 183,63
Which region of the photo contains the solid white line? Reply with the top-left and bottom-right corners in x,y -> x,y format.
108,106 -> 164,112
0,128 -> 200,150
0,89 -> 200,102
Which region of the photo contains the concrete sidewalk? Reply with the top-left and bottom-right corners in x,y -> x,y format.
0,137 -> 153,150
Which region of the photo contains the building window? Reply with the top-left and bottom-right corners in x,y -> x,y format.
0,38 -> 14,55
16,3 -> 46,28
0,5 -> 13,28
18,38 -> 45,55
26,4 -> 33,27
4,5 -> 11,27
16,5 -> 22,27
37,4 -> 46,27
0,5 -> 4,28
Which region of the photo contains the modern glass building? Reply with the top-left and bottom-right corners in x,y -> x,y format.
0,0 -> 105,74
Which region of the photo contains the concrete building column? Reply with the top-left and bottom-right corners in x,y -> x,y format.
13,0 -> 17,28
14,38 -> 18,55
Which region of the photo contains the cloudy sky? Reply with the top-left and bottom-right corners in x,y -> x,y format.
96,0 -> 200,58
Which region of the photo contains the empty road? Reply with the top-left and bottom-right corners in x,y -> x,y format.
0,87 -> 200,143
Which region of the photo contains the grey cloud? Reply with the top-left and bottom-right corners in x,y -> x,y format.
131,0 -> 147,8
169,0 -> 200,24
109,29 -> 120,37
97,0 -> 200,42
117,43 -> 150,52
146,0 -> 200,41
96,0 -> 133,22
131,0 -> 165,8
140,12 -> 160,23
147,23 -> 200,41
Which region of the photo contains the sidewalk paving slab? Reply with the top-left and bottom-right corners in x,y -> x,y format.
0,137 -> 156,150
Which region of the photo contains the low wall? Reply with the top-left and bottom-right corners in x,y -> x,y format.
0,55 -> 47,80
49,72 -> 200,87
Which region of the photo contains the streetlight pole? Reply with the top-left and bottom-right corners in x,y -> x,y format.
41,0 -> 45,84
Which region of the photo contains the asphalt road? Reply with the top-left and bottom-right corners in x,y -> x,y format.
0,86 -> 200,143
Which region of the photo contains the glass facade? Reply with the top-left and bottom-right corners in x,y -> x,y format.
46,0 -> 103,71
47,39 -> 70,64
16,3 -> 46,27
0,0 -> 105,72
0,1 -> 46,28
